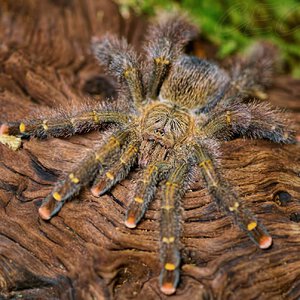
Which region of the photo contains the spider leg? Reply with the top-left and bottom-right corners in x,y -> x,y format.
38,129 -> 131,220
145,16 -> 197,99
91,140 -> 140,197
0,108 -> 129,149
200,101 -> 295,143
227,42 -> 277,99
194,143 -> 272,249
159,161 -> 189,295
92,37 -> 144,106
124,162 -> 169,228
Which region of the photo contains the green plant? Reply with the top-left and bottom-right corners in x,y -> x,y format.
116,0 -> 300,77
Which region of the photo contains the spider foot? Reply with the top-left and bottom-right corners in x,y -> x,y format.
39,194 -> 65,220
124,215 -> 137,229
124,162 -> 164,229
91,142 -> 139,197
39,179 -> 81,220
159,268 -> 179,295
259,235 -> 273,249
159,243 -> 181,295
233,204 -> 273,249
243,218 -> 272,249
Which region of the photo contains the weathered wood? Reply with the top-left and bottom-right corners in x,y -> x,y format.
0,1 -> 299,299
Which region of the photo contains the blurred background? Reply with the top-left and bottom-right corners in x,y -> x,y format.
117,0 -> 300,77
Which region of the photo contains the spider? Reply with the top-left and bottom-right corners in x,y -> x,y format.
0,16 -> 295,295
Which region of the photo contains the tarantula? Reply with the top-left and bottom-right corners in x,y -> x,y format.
0,16 -> 295,295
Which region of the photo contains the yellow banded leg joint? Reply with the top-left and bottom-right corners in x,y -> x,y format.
53,192 -> 62,201
198,159 -> 212,168
162,236 -> 175,244
166,181 -> 178,188
124,67 -> 135,78
110,136 -> 120,147
69,173 -> 80,184
164,263 -> 176,271
93,111 -> 100,123
105,172 -> 114,180
161,205 -> 174,210
247,221 -> 257,231
95,154 -> 103,163
226,111 -> 231,124
229,202 -> 239,212
155,57 -> 170,65
134,197 -> 144,204
42,120 -> 48,130
19,122 -> 26,133
148,165 -> 158,173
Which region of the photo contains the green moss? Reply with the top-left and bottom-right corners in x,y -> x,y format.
116,0 -> 300,77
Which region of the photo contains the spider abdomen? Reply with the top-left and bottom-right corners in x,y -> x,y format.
160,55 -> 229,110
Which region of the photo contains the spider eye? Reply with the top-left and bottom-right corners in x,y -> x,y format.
154,128 -> 165,135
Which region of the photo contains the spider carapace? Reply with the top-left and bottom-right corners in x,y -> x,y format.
0,16 -> 295,295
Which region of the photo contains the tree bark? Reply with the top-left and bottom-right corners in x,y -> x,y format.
0,1 -> 300,299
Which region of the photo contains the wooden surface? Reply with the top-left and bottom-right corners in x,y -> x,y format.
0,1 -> 300,299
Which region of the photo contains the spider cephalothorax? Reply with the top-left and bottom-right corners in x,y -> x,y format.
0,16 -> 295,295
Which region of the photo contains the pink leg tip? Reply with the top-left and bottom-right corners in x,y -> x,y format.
160,283 -> 176,295
38,206 -> 52,220
124,216 -> 137,229
0,124 -> 9,135
91,186 -> 101,198
259,235 -> 272,249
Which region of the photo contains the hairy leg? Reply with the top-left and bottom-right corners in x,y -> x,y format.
38,129 -> 131,220
194,142 -> 272,249
159,161 -> 190,295
227,42 -> 278,99
93,36 -> 145,106
125,162 -> 169,228
91,140 -> 140,197
199,101 -> 295,143
0,107 -> 129,150
144,16 -> 197,99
